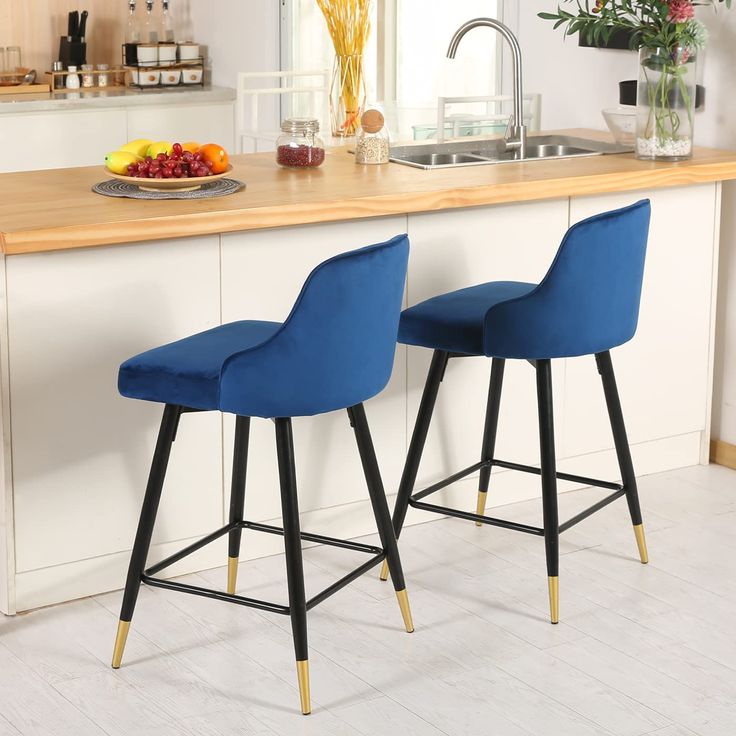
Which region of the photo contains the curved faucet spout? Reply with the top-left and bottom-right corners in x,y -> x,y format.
446,18 -> 526,157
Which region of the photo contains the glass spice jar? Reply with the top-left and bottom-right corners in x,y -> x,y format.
355,109 -> 390,164
276,118 -> 326,168
81,64 -> 95,88
97,64 -> 109,88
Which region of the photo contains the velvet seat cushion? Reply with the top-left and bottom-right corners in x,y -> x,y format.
399,281 -> 536,356
119,320 -> 282,411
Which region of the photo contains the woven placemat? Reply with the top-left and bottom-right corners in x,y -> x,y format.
93,178 -> 245,200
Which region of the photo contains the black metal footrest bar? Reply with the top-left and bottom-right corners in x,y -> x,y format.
408,455 -> 629,535
409,498 -> 545,535
241,520 -> 383,556
413,460 -> 489,502
141,575 -> 290,615
141,519 -> 387,617
491,459 -> 624,492
558,489 -> 626,532
306,554 -> 384,610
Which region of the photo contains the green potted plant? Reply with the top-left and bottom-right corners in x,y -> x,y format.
539,1 -> 732,160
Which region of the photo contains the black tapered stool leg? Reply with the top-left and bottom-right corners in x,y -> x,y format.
274,418 -> 311,715
380,349 -> 450,580
349,404 -> 414,633
536,361 -> 560,624
596,351 -> 649,564
475,358 -> 506,525
227,416 -> 251,594
112,403 -> 182,668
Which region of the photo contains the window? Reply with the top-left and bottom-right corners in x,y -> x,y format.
282,0 -> 504,139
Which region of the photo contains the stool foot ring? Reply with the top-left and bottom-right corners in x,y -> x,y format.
475,490 -> 488,527
548,577 -> 559,625
379,560 -> 389,581
633,524 -> 649,564
227,556 -> 239,595
395,589 -> 415,633
111,620 -> 131,669
296,660 -> 311,715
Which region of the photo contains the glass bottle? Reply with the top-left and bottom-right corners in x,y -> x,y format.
355,109 -> 390,164
159,0 -> 175,43
276,118 -> 326,168
125,0 -> 141,43
143,0 -> 158,44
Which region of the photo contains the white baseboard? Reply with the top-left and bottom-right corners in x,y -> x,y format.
12,431 -> 702,613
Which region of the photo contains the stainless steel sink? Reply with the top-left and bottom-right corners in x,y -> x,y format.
389,134 -> 633,170
398,152 -> 490,167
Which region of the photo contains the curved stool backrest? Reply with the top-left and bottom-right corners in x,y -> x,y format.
220,234 -> 410,418
484,200 -> 651,359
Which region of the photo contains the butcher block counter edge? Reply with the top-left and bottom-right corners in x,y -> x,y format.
2,129 -> 736,255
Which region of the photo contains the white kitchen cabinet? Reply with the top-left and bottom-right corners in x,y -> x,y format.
127,102 -> 235,150
0,184 -> 722,613
220,217 -> 409,553
5,237 -> 222,610
0,110 -> 127,172
564,186 -> 717,464
0,94 -> 235,173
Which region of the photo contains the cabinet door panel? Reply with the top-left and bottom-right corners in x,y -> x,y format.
406,200 -> 570,497
7,237 -> 222,573
127,103 -> 235,151
564,186 -> 716,457
221,217 -> 408,525
0,110 -> 126,172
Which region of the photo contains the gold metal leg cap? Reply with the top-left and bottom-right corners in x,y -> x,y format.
227,556 -> 239,595
379,559 -> 390,581
111,620 -> 131,669
296,660 -> 311,715
548,577 -> 559,625
396,588 -> 415,633
633,524 -> 649,564
475,490 -> 488,526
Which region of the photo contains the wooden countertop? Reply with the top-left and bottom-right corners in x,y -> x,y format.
2,129 -> 736,255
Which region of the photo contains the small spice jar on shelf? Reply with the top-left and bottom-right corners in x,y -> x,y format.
276,118 -> 326,169
355,109 -> 390,165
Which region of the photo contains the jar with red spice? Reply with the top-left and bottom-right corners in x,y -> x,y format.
276,118 -> 326,169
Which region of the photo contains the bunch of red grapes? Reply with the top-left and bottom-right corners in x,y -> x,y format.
126,143 -> 215,179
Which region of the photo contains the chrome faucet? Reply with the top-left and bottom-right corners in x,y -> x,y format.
447,18 -> 527,158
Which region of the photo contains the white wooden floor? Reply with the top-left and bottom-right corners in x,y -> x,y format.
0,463 -> 734,736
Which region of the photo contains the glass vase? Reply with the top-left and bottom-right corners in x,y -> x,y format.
329,54 -> 367,138
636,46 -> 697,161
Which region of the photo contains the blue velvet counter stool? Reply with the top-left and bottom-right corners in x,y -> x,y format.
111,234 -> 413,715
380,201 -> 652,625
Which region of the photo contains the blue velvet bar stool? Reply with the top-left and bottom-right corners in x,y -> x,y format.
380,201 -> 652,625
111,234 -> 413,715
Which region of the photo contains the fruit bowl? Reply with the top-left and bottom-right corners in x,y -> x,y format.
105,164 -> 234,192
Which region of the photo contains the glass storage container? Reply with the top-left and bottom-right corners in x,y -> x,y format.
355,109 -> 390,164
636,46 -> 696,161
276,118 -> 326,168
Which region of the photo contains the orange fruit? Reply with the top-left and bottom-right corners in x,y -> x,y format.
199,143 -> 230,174
182,141 -> 200,154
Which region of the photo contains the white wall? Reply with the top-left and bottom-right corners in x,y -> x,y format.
187,0 -> 281,88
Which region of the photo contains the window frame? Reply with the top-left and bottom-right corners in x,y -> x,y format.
280,0 -> 511,105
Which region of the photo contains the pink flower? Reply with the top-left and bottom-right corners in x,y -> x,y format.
668,0 -> 695,23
